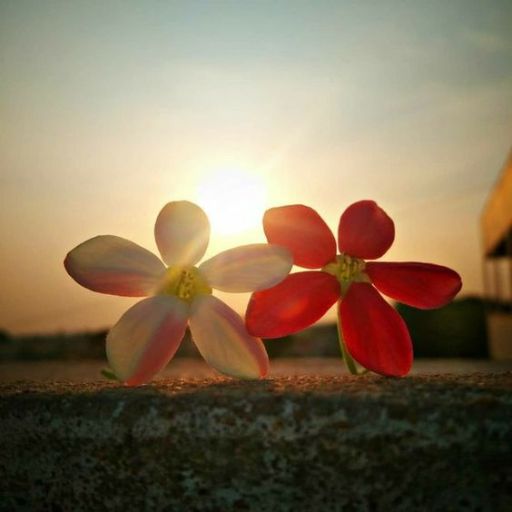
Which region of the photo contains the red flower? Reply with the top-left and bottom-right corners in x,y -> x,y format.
245,200 -> 462,377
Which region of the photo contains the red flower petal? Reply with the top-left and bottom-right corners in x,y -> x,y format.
338,200 -> 395,259
340,282 -> 412,377
264,205 -> 337,268
366,262 -> 462,309
246,271 -> 340,338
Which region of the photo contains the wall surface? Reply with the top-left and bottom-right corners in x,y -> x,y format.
1,374 -> 511,511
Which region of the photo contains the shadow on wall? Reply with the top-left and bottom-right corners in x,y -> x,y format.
0,297 -> 488,360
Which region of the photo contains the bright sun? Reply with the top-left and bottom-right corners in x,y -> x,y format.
197,168 -> 267,235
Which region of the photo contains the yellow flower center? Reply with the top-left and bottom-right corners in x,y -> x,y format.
322,254 -> 369,295
158,266 -> 212,304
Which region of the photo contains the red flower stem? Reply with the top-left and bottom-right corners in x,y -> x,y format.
336,303 -> 359,375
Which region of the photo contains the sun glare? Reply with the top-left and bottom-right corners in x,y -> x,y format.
197,168 -> 267,235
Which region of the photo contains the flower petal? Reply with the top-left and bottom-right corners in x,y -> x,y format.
263,205 -> 337,268
106,295 -> 189,385
338,200 -> 395,259
189,295 -> 268,379
64,235 -> 166,297
365,261 -> 462,309
340,282 -> 412,377
154,201 -> 210,266
246,271 -> 340,338
199,244 -> 293,293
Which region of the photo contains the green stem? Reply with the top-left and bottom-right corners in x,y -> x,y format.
336,304 -> 359,375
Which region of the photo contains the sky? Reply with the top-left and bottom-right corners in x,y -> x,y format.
1,0 -> 511,334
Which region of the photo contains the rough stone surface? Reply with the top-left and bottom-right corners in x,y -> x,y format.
1,374 -> 511,511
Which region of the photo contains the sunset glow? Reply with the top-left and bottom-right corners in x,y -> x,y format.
1,0 -> 511,334
196,169 -> 267,236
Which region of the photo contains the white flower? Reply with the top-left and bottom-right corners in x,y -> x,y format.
64,201 -> 292,385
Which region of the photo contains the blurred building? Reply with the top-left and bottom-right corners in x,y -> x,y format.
481,149 -> 512,359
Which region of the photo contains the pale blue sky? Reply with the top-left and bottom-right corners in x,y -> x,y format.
1,0 -> 511,333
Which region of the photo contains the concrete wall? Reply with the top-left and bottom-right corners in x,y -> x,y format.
1,374 -> 511,511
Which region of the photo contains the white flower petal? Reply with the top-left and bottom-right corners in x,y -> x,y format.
189,295 -> 269,379
64,235 -> 166,297
199,244 -> 293,293
106,295 -> 189,385
154,201 -> 210,266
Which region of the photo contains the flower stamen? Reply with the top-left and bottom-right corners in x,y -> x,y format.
158,266 -> 212,303
322,254 -> 369,295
